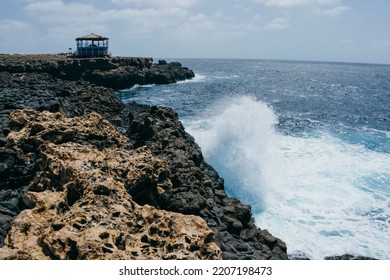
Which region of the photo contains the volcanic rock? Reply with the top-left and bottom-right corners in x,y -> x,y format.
0,54 -> 195,89
325,255 -> 378,260
125,102 -> 288,259
0,110 -> 221,260
0,54 -> 288,260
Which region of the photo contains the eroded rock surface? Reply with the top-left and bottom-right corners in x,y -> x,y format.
125,103 -> 288,260
0,73 -> 128,245
0,55 -> 288,260
0,110 -> 221,260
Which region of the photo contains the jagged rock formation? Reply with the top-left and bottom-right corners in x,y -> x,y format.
325,255 -> 377,260
0,110 -> 221,260
0,54 -> 195,89
0,55 -> 288,260
125,103 -> 288,259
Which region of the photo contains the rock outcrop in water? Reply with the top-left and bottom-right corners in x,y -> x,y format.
124,102 -> 288,259
0,55 -> 288,260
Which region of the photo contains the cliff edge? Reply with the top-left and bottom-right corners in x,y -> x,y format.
0,55 -> 288,260
0,110 -> 221,260
0,54 -> 195,89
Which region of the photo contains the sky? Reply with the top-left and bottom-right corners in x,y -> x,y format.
1,0 -> 389,64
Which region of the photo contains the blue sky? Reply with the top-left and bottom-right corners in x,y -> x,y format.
1,0 -> 389,63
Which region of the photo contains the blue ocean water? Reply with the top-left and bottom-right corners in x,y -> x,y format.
117,59 -> 390,259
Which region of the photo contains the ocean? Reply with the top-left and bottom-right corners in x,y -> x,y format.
117,59 -> 390,260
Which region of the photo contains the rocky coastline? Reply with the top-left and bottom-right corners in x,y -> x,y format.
0,54 -> 288,260
0,54 -> 195,90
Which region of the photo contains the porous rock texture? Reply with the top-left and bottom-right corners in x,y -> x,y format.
125,103 -> 288,260
0,110 -> 221,260
0,55 -> 288,260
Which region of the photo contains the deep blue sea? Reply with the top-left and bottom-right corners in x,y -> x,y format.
117,59 -> 390,260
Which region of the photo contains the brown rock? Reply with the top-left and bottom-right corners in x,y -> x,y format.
126,102 -> 289,260
0,110 -> 221,260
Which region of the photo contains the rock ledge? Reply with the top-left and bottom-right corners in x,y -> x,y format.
0,110 -> 221,260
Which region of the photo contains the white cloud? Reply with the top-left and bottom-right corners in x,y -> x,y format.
256,0 -> 311,7
24,1 -> 96,23
313,5 -> 350,17
22,0 -> 261,40
24,0 -> 190,25
253,0 -> 339,8
338,39 -> 353,45
367,39 -> 390,49
0,19 -> 38,53
265,17 -> 290,30
111,0 -> 198,8
0,19 -> 29,32
23,0 -> 205,40
2,0 -> 39,3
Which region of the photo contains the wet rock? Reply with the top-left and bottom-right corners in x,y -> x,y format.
325,254 -> 378,260
125,102 -> 288,260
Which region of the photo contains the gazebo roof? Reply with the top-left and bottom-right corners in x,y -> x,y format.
76,33 -> 108,41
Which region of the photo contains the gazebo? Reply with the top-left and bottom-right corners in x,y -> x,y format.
75,33 -> 109,58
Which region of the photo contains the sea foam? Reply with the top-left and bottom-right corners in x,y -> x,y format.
186,95 -> 390,259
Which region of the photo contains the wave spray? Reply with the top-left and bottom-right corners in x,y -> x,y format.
187,96 -> 390,259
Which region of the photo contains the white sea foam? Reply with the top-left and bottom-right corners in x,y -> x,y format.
127,84 -> 156,90
187,96 -> 278,207
186,96 -> 390,259
177,73 -> 206,84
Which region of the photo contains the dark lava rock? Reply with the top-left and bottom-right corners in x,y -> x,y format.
0,55 -> 287,260
325,254 -> 378,260
0,54 -> 195,89
125,102 -> 288,259
0,71 -> 126,246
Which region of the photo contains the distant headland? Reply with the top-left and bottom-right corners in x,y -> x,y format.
0,54 -> 195,90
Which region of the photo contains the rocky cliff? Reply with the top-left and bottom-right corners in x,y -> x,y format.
0,55 -> 288,260
0,110 -> 220,260
0,54 -> 195,89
